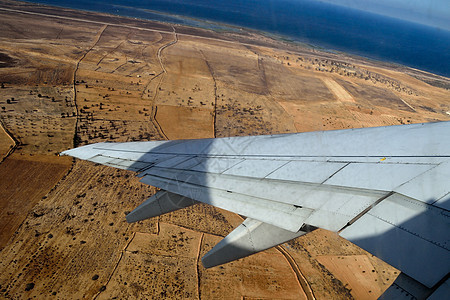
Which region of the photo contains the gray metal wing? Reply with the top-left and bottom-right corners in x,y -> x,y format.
61,121 -> 450,299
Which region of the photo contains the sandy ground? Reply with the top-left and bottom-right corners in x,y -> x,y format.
0,1 -> 449,299
0,154 -> 72,249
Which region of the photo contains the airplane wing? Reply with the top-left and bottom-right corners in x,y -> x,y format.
61,121 -> 450,299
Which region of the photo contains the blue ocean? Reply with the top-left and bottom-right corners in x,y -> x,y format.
22,0 -> 450,77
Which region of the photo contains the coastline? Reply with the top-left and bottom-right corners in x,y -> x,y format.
16,0 -> 450,78
0,0 -> 332,62
16,0 -> 317,50
1,0 -> 449,89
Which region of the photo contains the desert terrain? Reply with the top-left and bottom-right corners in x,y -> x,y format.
0,0 -> 449,299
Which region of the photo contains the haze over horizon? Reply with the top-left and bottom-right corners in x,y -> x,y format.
318,0 -> 450,31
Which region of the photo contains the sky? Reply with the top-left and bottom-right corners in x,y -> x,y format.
317,0 -> 450,31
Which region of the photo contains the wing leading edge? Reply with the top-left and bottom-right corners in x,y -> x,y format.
61,122 -> 450,299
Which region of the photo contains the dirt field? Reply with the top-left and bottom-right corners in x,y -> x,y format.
316,255 -> 388,299
0,154 -> 72,249
1,0 -> 449,299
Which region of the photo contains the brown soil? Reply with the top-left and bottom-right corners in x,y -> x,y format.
0,153 -> 72,249
0,1 -> 449,299
155,105 -> 214,139
317,255 -> 388,299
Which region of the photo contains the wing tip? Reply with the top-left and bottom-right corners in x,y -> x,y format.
60,142 -> 110,160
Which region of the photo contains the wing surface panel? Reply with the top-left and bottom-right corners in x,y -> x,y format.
366,194 -> 449,250
152,155 -> 195,168
222,159 -> 289,178
266,160 -> 348,183
340,193 -> 450,288
395,160 -> 450,207
379,273 -> 431,300
189,157 -> 244,173
324,162 -> 434,191
62,122 -> 450,160
428,278 -> 450,300
203,122 -> 450,157
87,155 -> 148,172
433,192 -> 450,211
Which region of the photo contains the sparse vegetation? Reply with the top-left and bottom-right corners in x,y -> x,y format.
24,283 -> 34,291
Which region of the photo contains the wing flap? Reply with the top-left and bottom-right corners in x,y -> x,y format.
140,167 -> 387,232
379,273 -> 431,300
324,162 -> 434,191
428,278 -> 450,300
395,160 -> 450,207
140,173 -> 314,232
340,193 -> 450,288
